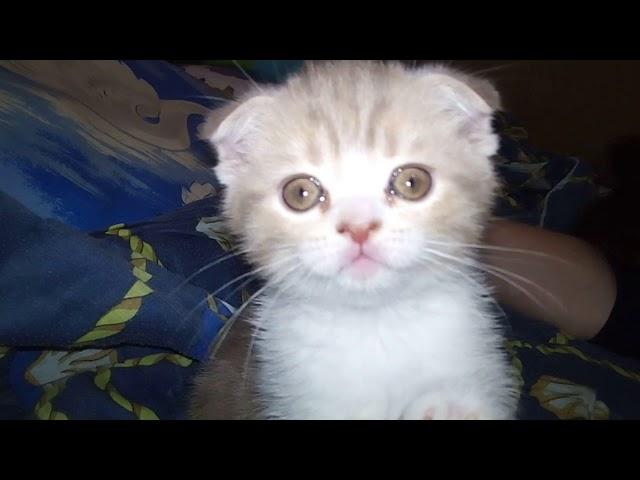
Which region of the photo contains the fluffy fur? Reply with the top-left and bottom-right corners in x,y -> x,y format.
191,61 -> 518,419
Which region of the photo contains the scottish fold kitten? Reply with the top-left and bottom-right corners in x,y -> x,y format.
190,61 -> 518,420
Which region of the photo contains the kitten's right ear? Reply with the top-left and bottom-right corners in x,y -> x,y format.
201,95 -> 275,187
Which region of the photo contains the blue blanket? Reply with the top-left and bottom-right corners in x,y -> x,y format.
1,61 -> 639,420
0,191 -> 241,419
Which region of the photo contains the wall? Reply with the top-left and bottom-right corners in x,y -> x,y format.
424,60 -> 640,181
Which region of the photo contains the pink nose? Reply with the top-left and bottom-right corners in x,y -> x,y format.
337,221 -> 381,245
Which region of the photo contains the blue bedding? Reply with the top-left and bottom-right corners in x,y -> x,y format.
0,60 -> 638,420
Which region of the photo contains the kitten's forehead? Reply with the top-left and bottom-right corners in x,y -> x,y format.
264,95 -> 429,177
227,61 -> 497,200
257,107 -> 452,193
320,149 -> 398,197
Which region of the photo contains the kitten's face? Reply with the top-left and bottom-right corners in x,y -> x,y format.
208,62 -> 499,298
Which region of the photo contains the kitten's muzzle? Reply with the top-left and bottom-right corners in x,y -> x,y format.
337,221 -> 381,246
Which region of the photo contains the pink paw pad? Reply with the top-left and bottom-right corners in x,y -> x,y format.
422,404 -> 480,420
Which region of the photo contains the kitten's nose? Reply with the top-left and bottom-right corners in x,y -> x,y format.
337,221 -> 381,245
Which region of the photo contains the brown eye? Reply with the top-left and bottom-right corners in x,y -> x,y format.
388,165 -> 432,201
282,175 -> 326,212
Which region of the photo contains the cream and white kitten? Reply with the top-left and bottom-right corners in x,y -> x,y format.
191,61 -> 518,420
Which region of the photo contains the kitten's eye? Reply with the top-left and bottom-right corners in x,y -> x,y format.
388,165 -> 432,201
282,175 -> 326,212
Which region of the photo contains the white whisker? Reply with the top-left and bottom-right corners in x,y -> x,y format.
168,243 -> 299,297
176,255 -> 296,328
471,62 -> 519,76
210,263 -> 299,362
168,248 -> 245,297
419,254 -> 507,321
422,247 -> 557,313
480,262 -> 565,312
209,284 -> 269,360
232,60 -> 265,93
185,95 -> 237,103
145,229 -> 222,238
209,255 -> 294,298
240,263 -> 303,385
423,239 -> 576,267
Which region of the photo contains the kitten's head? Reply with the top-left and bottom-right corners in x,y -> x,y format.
205,61 -> 500,300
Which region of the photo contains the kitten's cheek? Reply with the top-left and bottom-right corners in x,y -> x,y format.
299,251 -> 345,276
382,238 -> 424,269
388,249 -> 416,269
370,242 -> 403,269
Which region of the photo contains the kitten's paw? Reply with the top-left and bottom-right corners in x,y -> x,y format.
419,404 -> 480,420
402,394 -> 491,420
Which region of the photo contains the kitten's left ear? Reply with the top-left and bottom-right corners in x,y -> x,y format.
423,72 -> 500,157
200,94 -> 275,187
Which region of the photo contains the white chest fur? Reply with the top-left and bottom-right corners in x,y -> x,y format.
253,281 -> 517,420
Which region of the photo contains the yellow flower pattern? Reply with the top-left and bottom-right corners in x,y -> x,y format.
21,223 -> 194,420
506,331 -> 640,419
531,376 -> 610,420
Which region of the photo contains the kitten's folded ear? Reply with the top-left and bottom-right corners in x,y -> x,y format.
420,68 -> 501,157
200,95 -> 275,187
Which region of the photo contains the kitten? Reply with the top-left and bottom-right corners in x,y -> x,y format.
190,61 -> 518,420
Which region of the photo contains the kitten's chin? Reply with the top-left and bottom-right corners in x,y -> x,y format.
286,264 -> 423,307
291,247 -> 412,296
335,259 -> 395,292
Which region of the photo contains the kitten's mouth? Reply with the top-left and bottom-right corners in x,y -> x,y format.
342,250 -> 383,279
351,252 -> 376,264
